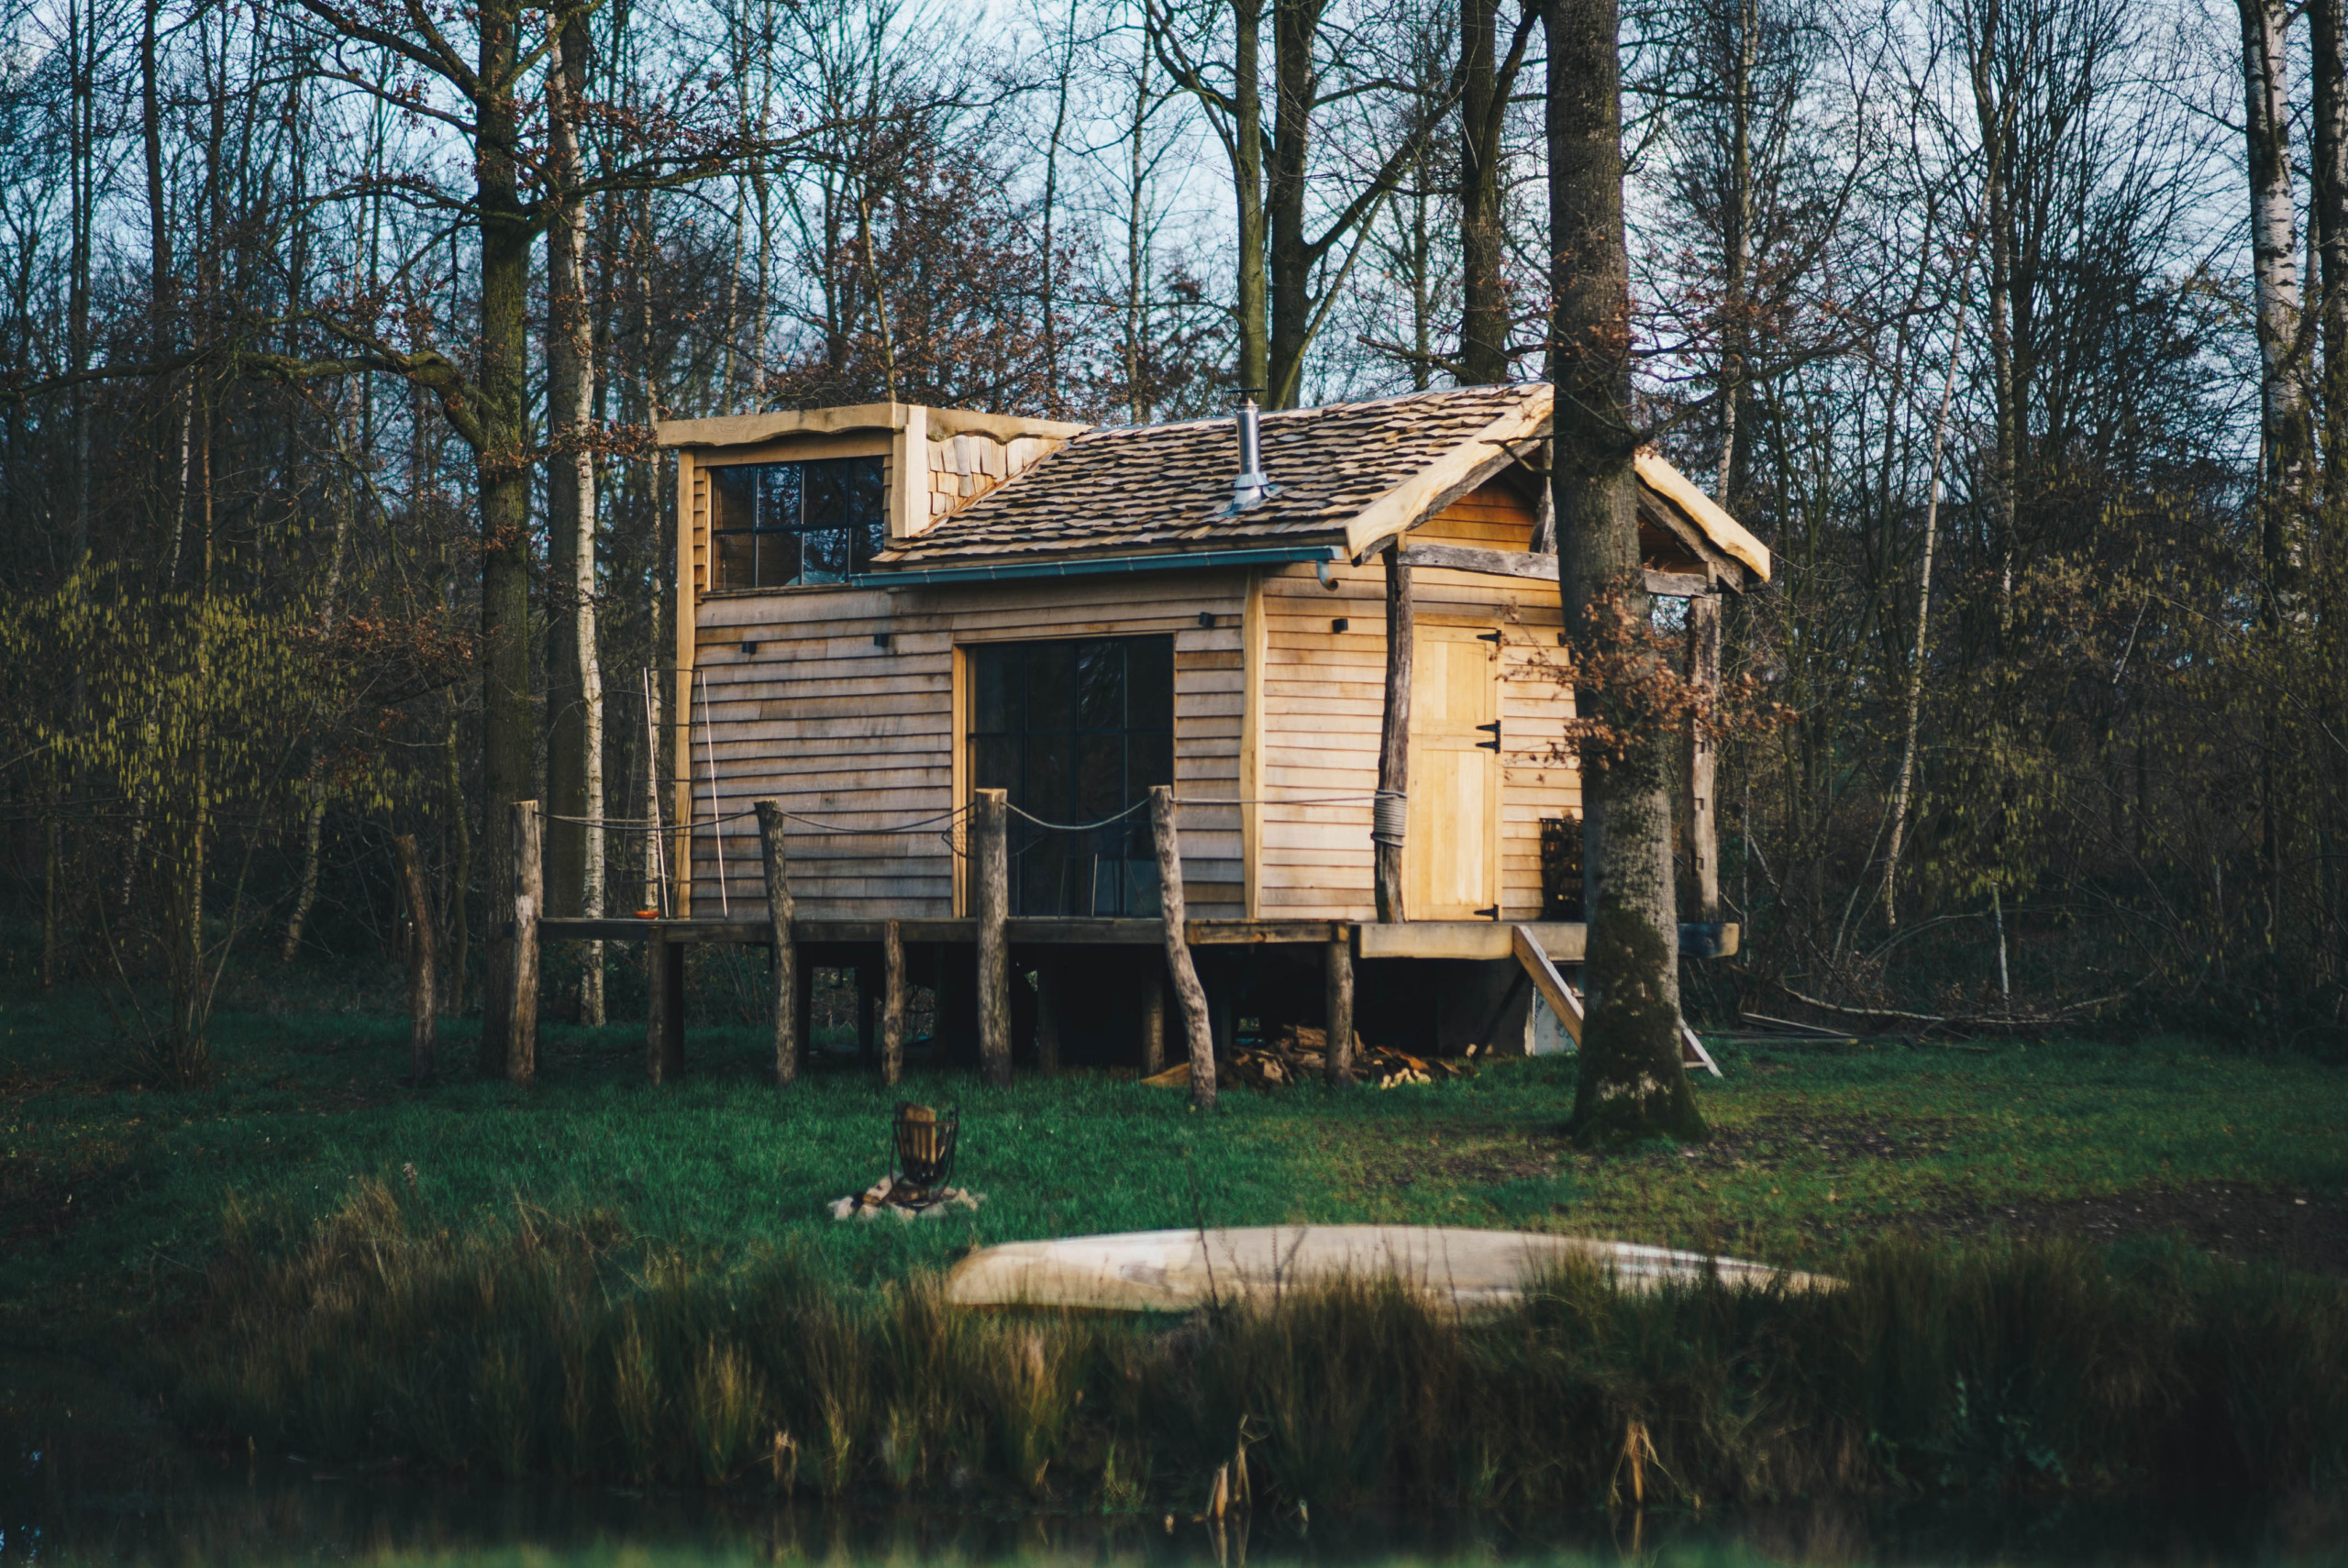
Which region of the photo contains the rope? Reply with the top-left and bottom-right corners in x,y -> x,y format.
1004,799 -> 1151,833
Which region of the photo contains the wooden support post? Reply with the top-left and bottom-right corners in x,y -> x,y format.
645,933 -> 685,1083
975,788 -> 1012,1087
1150,786 -> 1217,1109
1512,923 -> 1585,1047
393,834 -> 437,1083
1686,592 -> 1722,922
1140,964 -> 1166,1076
507,800 -> 542,1088
1323,930 -> 1354,1087
645,931 -> 669,1084
856,962 -> 878,1065
756,800 -> 799,1085
1375,541 -> 1413,922
1035,958 -> 1061,1074
880,920 -> 906,1087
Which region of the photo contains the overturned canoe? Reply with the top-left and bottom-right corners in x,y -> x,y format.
946,1225 -> 1833,1313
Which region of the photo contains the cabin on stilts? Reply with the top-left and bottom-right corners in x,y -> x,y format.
530,383 -> 1769,1084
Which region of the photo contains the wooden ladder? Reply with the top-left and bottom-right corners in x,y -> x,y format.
1511,924 -> 1722,1077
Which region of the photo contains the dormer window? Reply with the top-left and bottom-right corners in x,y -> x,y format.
711,454 -> 885,589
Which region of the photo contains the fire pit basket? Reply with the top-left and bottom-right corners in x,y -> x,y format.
890,1102 -> 959,1198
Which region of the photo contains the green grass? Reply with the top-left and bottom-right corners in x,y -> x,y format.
5,986 -> 2344,1345
6,981 -> 2348,1507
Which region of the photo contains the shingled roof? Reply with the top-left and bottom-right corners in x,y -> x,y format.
874,383 -> 1550,569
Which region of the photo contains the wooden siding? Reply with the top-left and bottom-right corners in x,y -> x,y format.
1255,479 -> 1578,922
685,574 -> 1248,921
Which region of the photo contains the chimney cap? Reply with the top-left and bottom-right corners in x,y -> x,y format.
1227,394 -> 1277,513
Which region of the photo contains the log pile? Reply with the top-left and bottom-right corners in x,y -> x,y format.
1141,1025 -> 1479,1091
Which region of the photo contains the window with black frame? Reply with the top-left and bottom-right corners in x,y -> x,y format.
710,454 -> 885,589
966,635 -> 1175,917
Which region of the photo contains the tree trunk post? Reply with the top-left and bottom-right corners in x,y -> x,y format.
506,799 -> 541,1088
393,833 -> 437,1082
880,919 -> 906,1087
1140,962 -> 1167,1076
975,788 -> 1012,1087
1035,958 -> 1061,1074
1324,929 -> 1354,1086
1686,592 -> 1722,922
1375,541 -> 1413,922
756,800 -> 798,1085
1546,0 -> 1702,1144
645,931 -> 668,1085
1151,786 -> 1217,1109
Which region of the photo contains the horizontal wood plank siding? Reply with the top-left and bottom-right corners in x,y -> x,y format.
1256,544 -> 1578,921
688,576 -> 1249,920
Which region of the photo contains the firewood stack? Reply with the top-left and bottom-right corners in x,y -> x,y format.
1227,1024 -> 1479,1090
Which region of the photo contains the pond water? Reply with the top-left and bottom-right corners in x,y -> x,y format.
4,1356 -> 2341,1568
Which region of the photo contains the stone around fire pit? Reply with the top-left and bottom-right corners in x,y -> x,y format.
828,1174 -> 985,1222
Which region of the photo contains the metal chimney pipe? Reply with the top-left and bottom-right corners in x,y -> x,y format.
1230,396 -> 1270,511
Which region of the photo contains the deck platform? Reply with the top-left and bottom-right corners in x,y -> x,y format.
535,916 -> 1737,962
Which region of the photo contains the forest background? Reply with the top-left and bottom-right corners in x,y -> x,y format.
0,0 -> 2340,1077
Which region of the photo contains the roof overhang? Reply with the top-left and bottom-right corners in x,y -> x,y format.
654,403 -> 1091,450
853,543 -> 1345,589
1341,386 -> 1557,561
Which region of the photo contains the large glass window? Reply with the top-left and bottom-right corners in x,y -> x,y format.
711,454 -> 885,589
967,635 -> 1176,917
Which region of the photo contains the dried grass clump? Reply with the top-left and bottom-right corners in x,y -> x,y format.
170,1181 -> 2348,1508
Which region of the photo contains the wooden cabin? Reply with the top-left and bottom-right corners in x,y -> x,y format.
624,385 -> 1768,1069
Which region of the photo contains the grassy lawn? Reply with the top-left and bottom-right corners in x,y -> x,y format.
6,980 -> 2342,1346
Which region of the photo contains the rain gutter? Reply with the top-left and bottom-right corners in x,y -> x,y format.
852,544 -> 1343,589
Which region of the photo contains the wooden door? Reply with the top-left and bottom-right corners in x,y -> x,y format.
1404,625 -> 1501,919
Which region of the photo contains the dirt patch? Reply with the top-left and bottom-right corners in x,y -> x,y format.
1362,1124 -> 1564,1190
1683,1113 -> 1962,1170
1921,1183 -> 2348,1274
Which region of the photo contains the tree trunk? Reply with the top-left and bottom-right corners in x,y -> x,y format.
1459,0 -> 1508,384
546,16 -> 605,1024
475,0 -> 533,1077
2315,0 -> 2348,532
2242,0 -> 2314,593
1712,0 -> 1755,503
1235,0 -> 1268,395
1266,0 -> 1315,405
393,833 -> 437,1081
1545,0 -> 1703,1144
1969,25 -> 2020,610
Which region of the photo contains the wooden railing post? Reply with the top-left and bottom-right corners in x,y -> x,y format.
393,834 -> 437,1083
755,800 -> 799,1085
507,800 -> 542,1088
880,919 -> 906,1087
975,788 -> 1012,1087
1324,927 -> 1354,1087
1375,541 -> 1413,922
1150,786 -> 1217,1109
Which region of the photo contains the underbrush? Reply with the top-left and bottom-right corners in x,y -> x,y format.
170,1180 -> 2348,1508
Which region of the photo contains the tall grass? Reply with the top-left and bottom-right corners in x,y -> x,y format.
171,1180 -> 2348,1508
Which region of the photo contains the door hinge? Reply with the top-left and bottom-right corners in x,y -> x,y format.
1476,630 -> 1504,645
1476,721 -> 1501,751
1477,905 -> 1501,921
